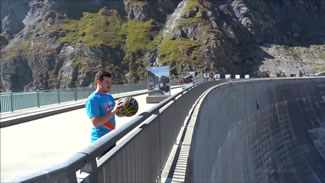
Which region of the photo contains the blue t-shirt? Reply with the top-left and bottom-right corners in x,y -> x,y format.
86,92 -> 116,142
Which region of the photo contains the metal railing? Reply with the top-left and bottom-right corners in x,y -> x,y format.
11,80 -> 224,183
1,81 -> 178,113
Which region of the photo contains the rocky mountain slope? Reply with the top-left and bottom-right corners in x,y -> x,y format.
1,0 -> 324,92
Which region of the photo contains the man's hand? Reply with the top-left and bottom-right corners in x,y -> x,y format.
90,98 -> 124,127
112,98 -> 123,115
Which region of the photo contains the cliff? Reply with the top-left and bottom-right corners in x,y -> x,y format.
1,0 -> 324,91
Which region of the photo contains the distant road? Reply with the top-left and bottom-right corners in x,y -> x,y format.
0,87 -> 183,181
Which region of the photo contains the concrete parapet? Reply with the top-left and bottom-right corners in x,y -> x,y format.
186,78 -> 325,183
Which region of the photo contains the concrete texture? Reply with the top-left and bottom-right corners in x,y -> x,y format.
187,78 -> 325,183
146,95 -> 169,103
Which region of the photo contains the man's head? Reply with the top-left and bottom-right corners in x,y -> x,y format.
95,71 -> 112,94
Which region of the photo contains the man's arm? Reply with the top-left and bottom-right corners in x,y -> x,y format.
90,109 -> 118,127
90,99 -> 123,127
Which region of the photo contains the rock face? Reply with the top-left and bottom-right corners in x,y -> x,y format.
1,0 -> 324,91
1,0 -> 29,38
1,58 -> 33,92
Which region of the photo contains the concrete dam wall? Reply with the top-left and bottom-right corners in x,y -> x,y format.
187,78 -> 325,183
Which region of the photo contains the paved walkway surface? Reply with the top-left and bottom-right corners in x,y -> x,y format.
0,87 -> 183,181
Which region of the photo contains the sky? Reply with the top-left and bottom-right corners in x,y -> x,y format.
148,66 -> 170,78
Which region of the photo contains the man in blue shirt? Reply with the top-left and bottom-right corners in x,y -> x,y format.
86,71 -> 123,143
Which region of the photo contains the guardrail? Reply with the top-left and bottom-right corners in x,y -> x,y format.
11,80 -> 225,183
1,81 -> 179,113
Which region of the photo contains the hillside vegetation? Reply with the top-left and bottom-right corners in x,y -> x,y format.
1,0 -> 324,91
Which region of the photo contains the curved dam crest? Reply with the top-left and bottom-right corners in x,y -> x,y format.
187,78 -> 325,183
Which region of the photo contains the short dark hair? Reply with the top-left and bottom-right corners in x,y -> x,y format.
95,70 -> 112,82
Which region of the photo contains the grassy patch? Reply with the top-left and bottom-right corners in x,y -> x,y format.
73,56 -> 100,64
124,19 -> 157,52
57,8 -> 124,48
159,34 -> 201,64
178,17 -> 199,28
178,0 -> 203,29
4,40 -> 30,60
57,8 -> 160,66
122,18 -> 161,73
178,0 -> 217,33
129,0 -> 147,6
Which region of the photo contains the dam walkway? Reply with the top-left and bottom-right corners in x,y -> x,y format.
1,77 -> 325,183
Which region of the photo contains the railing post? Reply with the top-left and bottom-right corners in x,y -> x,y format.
10,92 -> 14,112
80,160 -> 99,182
57,89 -> 60,104
37,90 -> 40,108
74,88 -> 77,101
156,110 -> 162,180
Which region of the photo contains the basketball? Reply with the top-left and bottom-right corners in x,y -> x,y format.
118,97 -> 138,117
